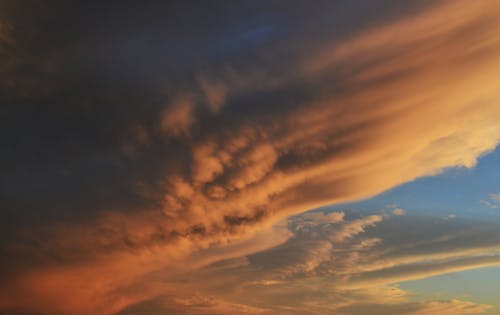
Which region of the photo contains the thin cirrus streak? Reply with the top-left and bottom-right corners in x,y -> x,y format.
1,0 -> 500,314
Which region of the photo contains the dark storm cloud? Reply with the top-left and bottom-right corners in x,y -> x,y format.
0,0 -> 435,266
0,0 -> 428,222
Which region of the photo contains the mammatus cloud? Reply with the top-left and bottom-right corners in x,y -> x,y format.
2,1 -> 500,314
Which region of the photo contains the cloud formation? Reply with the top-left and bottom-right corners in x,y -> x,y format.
481,193 -> 500,208
2,0 -> 500,314
113,211 -> 500,315
392,208 -> 407,216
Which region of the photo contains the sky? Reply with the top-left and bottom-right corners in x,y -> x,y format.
1,1 -> 500,314
331,146 -> 500,220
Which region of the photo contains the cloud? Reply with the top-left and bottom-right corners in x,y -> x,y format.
2,1 -> 500,314
388,205 -> 407,216
197,75 -> 229,113
328,215 -> 383,243
113,212 -> 500,315
160,95 -> 196,136
490,194 -> 500,203
481,193 -> 500,208
481,200 -> 498,209
342,300 -> 491,315
392,208 -> 407,216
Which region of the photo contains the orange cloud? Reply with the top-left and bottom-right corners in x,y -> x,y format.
137,213 -> 498,315
160,95 -> 196,136
3,1 -> 500,314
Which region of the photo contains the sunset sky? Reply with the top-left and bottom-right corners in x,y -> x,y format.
1,1 -> 500,314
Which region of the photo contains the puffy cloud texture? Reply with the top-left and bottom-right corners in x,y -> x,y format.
1,0 -> 500,314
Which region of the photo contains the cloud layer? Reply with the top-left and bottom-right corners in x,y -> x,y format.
1,1 -> 500,314
115,211 -> 500,315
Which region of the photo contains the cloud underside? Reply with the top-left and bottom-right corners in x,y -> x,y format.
2,1 -> 500,314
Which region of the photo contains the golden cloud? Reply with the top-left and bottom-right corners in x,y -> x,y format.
2,1 -> 500,314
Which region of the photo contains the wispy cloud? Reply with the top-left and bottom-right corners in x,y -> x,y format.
490,194 -> 500,203
112,212 -> 500,315
481,193 -> 500,208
